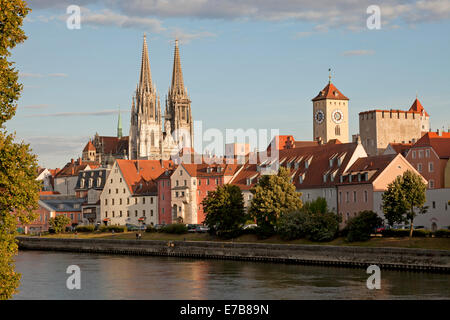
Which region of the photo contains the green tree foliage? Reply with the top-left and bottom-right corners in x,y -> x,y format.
202,184 -> 246,238
48,215 -> 71,234
0,0 -> 40,300
248,167 -> 302,233
382,170 -> 428,238
277,197 -> 340,242
346,211 -> 383,242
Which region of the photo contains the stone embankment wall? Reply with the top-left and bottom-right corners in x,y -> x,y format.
17,237 -> 450,273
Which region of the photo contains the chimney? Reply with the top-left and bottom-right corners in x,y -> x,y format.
71,158 -> 74,164
316,137 -> 323,146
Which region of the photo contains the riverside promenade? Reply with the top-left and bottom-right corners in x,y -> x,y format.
17,237 -> 450,273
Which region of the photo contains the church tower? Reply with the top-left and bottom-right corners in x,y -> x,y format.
165,39 -> 193,150
129,34 -> 163,160
311,71 -> 349,143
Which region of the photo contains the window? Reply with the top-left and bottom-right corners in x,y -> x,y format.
135,210 -> 138,217
109,189 -> 111,194
184,180 -> 187,186
112,211 -> 115,218
364,190 -> 368,203
412,151 -> 416,159
119,211 -> 122,217
215,178 -> 219,185
127,198 -> 130,205
419,150 -> 423,158
119,199 -> 122,205
135,198 -> 138,204
207,179 -> 210,185
426,149 -> 430,158
432,201 -> 436,209
162,208 -> 165,214
127,210 -> 130,217
417,163 -> 422,172
176,192 -> 179,197
143,198 -> 146,204
176,180 -> 179,186
428,162 -> 434,172
346,192 -> 349,203
105,211 -> 108,217
339,192 -> 342,203
335,125 -> 341,136
105,199 -> 108,205
151,210 -> 154,217
353,191 -> 357,203
429,180 -> 435,188
180,170 -> 183,176
143,210 -> 146,217
112,199 -> 114,205
151,197 -> 154,204
162,194 -> 165,200
123,188 -> 126,193
120,178 -> 122,183
116,188 -> 119,194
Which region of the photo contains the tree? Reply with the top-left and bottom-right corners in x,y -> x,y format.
49,215 -> 71,234
0,0 -> 40,300
277,198 -> 340,242
248,167 -> 302,232
202,184 -> 246,238
346,211 -> 382,242
382,170 -> 428,238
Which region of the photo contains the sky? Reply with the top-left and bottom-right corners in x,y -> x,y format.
7,0 -> 450,168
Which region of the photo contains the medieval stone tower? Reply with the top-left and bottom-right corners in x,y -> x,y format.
311,73 -> 349,143
129,35 -> 190,160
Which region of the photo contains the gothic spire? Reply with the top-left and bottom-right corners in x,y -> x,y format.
139,34 -> 153,93
170,39 -> 185,95
117,107 -> 123,138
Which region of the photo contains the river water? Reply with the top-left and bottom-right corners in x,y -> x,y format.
13,250 -> 450,300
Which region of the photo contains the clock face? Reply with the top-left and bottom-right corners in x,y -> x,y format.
332,109 -> 344,124
315,110 -> 325,124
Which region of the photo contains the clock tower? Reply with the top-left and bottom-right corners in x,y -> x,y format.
311,73 -> 349,143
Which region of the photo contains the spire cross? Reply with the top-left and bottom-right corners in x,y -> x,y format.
328,68 -> 332,84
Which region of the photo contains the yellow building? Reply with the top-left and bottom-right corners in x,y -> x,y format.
312,77 -> 349,143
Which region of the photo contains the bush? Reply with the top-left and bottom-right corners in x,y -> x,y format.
254,224 -> 276,240
160,223 -> 188,234
277,211 -> 308,240
434,229 -> 450,238
146,225 -> 156,233
346,211 -> 383,242
75,225 -> 95,233
304,212 -> 340,242
100,225 -> 127,233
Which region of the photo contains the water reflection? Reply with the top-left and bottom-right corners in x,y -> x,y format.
13,251 -> 450,300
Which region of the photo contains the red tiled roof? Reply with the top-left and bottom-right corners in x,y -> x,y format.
409,98 -> 429,117
231,141 -> 361,190
117,159 -> 173,194
83,140 -> 95,152
412,132 -> 450,159
388,143 -> 412,156
54,159 -> 100,178
181,163 -> 241,178
312,82 -> 349,101
338,154 -> 397,185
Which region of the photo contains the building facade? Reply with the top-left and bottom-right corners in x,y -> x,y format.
359,98 -> 430,156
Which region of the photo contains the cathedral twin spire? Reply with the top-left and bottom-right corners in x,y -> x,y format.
129,34 -> 192,160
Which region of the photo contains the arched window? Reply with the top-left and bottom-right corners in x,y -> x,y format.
151,130 -> 155,146
335,125 -> 341,136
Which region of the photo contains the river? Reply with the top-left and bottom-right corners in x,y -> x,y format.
12,250 -> 450,300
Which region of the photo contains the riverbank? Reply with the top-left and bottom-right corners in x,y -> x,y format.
17,236 -> 450,273
28,232 -> 450,250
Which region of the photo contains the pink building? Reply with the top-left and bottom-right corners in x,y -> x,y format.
337,153 -> 423,225
405,131 -> 450,189
156,169 -> 174,225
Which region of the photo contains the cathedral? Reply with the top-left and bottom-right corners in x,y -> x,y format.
128,35 -> 194,160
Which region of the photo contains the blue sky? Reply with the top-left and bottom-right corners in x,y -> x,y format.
7,0 -> 450,168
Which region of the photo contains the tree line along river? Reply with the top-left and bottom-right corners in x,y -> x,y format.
13,250 -> 450,300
